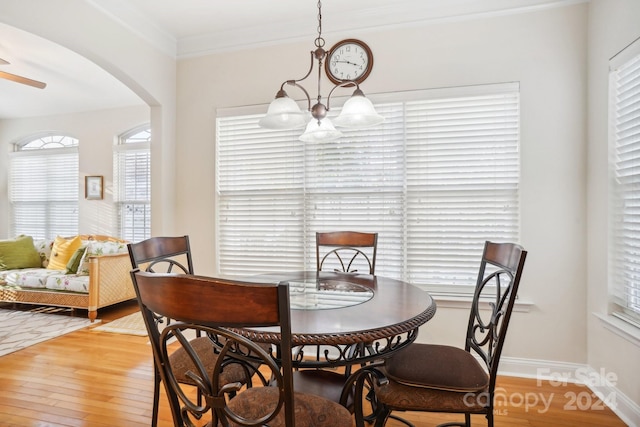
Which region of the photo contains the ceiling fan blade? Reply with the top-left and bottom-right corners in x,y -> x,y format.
0,70 -> 46,89
0,58 -> 9,65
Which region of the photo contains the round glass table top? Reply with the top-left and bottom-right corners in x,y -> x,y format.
288,278 -> 374,310
235,271 -> 436,350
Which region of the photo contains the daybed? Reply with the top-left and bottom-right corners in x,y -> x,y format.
0,234 -> 135,322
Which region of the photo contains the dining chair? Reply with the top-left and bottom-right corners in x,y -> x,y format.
315,230 -> 378,368
313,231 -> 379,369
127,235 -> 194,275
130,270 -> 354,427
128,235 -> 270,426
350,240 -> 527,427
127,236 -> 196,427
292,231 -> 379,411
316,231 -> 378,274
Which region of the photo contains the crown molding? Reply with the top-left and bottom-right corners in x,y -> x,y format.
176,0 -> 588,58
86,0 -> 177,57
88,0 -> 588,59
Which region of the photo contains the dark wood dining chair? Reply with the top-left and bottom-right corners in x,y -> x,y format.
127,235 -> 267,427
127,235 -> 194,275
313,231 -> 379,370
315,230 -> 379,372
292,231 -> 379,412
130,270 -> 353,427
350,241 -> 527,427
316,231 -> 378,274
127,236 -> 196,427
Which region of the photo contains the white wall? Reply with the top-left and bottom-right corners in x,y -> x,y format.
587,0 -> 640,424
0,106 -> 149,237
0,0 -> 178,237
176,4 -> 588,364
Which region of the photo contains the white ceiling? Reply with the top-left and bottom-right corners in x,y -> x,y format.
0,0 -> 580,119
0,23 -> 144,119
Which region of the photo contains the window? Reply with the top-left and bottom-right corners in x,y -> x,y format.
609,37 -> 640,326
9,134 -> 79,239
216,83 -> 520,294
114,126 -> 151,242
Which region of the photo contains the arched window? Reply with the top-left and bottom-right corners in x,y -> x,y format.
114,125 -> 151,242
9,134 -> 79,239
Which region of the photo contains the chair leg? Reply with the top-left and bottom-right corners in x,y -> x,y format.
486,410 -> 493,427
347,368 -> 412,427
152,366 -> 161,427
371,410 -> 417,427
373,410 -> 390,427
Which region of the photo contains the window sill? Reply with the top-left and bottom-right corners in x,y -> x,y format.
431,294 -> 534,313
593,312 -> 640,347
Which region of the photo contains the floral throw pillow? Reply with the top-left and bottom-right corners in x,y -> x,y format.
33,239 -> 54,268
77,240 -> 128,275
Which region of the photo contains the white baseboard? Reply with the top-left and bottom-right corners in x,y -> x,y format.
499,356 -> 640,427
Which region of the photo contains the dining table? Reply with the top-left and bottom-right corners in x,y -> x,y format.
234,270 -> 437,368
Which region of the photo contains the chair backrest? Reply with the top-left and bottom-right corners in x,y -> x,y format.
130,270 -> 295,426
316,231 -> 378,274
465,241 -> 527,391
127,235 -> 194,274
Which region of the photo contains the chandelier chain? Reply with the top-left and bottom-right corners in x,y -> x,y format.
314,0 -> 325,48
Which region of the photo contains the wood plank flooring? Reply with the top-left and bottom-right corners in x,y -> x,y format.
0,301 -> 628,426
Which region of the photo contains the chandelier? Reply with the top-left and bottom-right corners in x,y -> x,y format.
259,0 -> 384,142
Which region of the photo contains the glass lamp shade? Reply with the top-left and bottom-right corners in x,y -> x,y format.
333,94 -> 384,129
299,118 -> 343,142
259,96 -> 308,129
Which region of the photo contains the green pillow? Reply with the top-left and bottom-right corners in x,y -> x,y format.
0,235 -> 42,270
65,246 -> 87,274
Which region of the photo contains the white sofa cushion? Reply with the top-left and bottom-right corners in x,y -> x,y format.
0,268 -> 90,293
0,268 -> 63,289
44,273 -> 90,293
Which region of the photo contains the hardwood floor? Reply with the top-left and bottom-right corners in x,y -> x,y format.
0,301 -> 628,426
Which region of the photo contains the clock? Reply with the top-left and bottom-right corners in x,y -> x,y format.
325,39 -> 373,85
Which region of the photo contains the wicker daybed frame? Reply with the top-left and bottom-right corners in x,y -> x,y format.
0,235 -> 135,322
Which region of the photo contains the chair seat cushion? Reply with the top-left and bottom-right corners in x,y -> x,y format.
226,386 -> 352,427
374,372 -> 489,413
169,336 -> 250,386
384,344 -> 489,392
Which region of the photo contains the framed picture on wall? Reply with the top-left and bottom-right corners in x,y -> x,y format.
85,175 -> 104,200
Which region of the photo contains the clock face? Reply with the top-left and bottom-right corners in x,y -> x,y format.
325,39 -> 373,85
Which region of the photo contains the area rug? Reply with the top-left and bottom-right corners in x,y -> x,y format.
93,311 -> 147,336
0,308 -> 98,357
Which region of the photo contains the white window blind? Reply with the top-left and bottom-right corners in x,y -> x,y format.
114,127 -> 151,242
9,140 -> 79,239
216,83 -> 520,293
609,38 -> 640,324
304,102 -> 407,279
216,117 -> 305,276
406,91 -> 520,293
